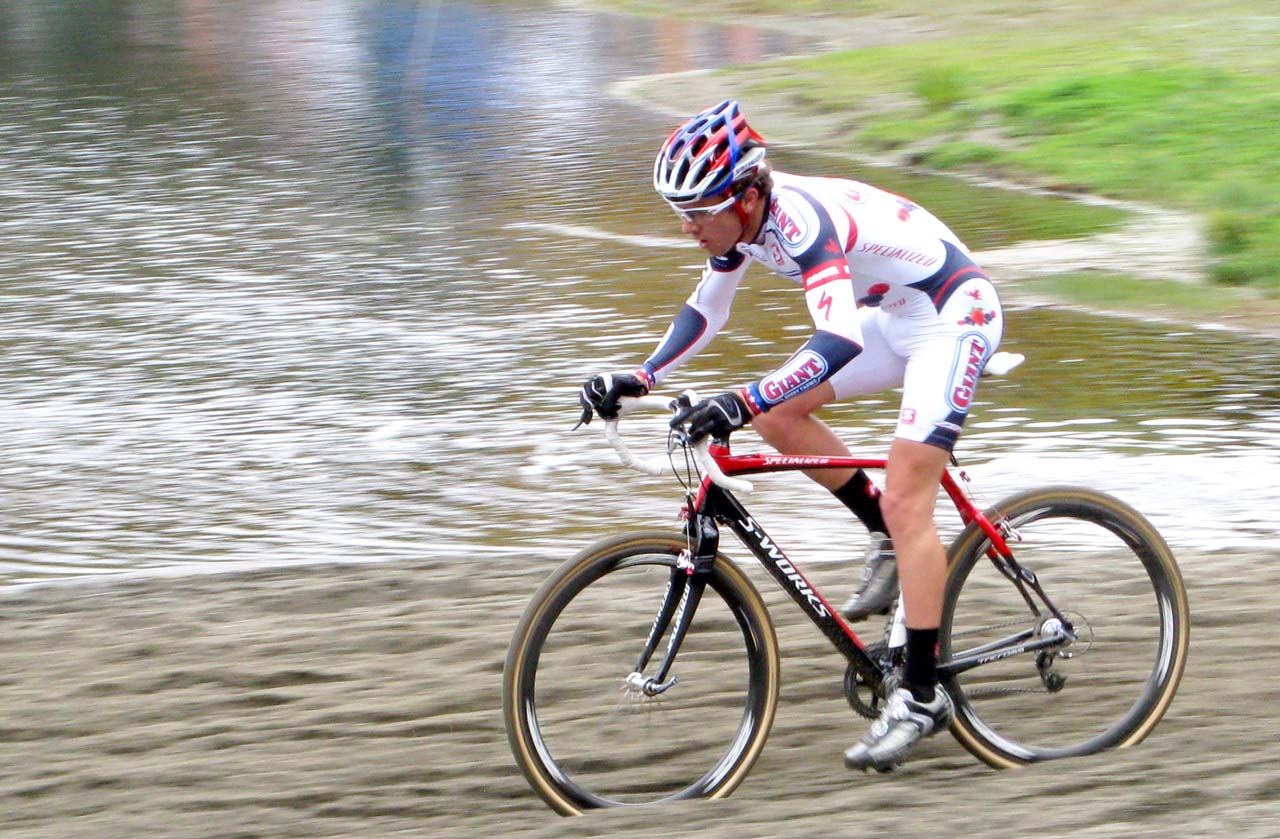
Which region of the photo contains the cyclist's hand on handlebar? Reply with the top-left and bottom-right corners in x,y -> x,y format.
576,372 -> 651,428
669,391 -> 751,443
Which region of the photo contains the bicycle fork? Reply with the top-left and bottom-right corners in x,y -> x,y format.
625,513 -> 719,697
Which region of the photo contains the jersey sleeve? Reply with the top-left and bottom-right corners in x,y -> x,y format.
741,188 -> 863,413
641,249 -> 750,386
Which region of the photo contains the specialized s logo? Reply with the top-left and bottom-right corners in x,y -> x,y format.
948,333 -> 992,411
817,291 -> 834,320
760,350 -> 828,404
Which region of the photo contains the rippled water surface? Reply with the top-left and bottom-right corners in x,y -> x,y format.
1,1 -> 1277,586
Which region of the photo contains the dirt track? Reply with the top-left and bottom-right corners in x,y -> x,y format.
1,545 -> 1277,838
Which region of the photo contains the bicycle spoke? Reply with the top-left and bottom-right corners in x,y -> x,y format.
504,535 -> 779,812
941,489 -> 1189,765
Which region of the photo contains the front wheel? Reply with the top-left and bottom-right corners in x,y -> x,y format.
940,487 -> 1190,767
503,531 -> 781,815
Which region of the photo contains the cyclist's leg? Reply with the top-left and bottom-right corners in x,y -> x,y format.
844,439 -> 956,773
754,383 -> 902,620
751,308 -> 903,492
748,381 -> 848,490
887,277 -> 1004,651
845,280 -> 1004,771
882,437 -> 950,630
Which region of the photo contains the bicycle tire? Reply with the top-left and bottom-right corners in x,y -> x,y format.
940,486 -> 1190,767
503,531 -> 781,815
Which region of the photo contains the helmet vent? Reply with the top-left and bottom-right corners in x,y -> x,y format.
653,100 -> 766,204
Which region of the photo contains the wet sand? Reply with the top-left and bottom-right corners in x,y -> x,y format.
2,545 -> 1277,838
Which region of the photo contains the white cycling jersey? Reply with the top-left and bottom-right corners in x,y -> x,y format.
640,171 -> 1004,451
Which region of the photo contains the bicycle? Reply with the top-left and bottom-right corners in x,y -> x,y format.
503,358 -> 1190,816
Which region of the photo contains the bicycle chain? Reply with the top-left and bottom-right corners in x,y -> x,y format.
949,616 -> 1035,638
949,611 -> 1089,698
963,685 -> 1051,697
846,615 -> 1068,713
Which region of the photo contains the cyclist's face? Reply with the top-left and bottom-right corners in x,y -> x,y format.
676,187 -> 760,257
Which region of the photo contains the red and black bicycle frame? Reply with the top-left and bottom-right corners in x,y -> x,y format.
628,441 -> 1075,697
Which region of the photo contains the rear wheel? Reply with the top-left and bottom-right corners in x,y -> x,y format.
503,531 -> 780,815
940,487 -> 1190,767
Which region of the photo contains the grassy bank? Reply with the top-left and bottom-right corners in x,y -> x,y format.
594,1 -> 1280,296
1013,271 -> 1280,335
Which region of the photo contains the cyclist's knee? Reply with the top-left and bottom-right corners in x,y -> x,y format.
882,439 -> 950,535
751,402 -> 818,450
880,487 -> 932,536
751,384 -> 832,441
749,408 -> 792,440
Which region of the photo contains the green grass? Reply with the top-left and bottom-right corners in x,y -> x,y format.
591,1 -> 1280,293
1021,272 -> 1214,311
785,164 -> 1126,251
807,31 -> 1280,292
1014,271 -> 1280,330
766,42 -> 1280,292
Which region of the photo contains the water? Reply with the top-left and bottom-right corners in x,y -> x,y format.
0,1 -> 1276,587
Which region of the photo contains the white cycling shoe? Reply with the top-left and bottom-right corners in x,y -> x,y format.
839,532 -> 898,622
843,687 -> 954,773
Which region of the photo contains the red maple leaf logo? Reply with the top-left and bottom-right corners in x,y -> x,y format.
957,308 -> 997,327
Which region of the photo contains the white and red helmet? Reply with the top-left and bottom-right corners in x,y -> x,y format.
653,100 -> 767,204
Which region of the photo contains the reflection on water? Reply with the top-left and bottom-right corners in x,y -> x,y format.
0,1 -> 1276,587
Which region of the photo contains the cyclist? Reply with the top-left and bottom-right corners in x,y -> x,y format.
577,100 -> 1004,771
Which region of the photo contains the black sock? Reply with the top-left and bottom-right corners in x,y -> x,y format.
832,470 -> 888,535
904,627 -> 939,703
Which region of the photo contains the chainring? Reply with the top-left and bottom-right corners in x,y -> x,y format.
842,641 -> 901,720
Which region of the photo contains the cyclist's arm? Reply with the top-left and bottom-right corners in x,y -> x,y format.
740,328 -> 862,415
639,251 -> 749,387
740,199 -> 864,415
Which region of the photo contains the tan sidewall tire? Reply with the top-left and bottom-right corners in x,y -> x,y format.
502,531 -> 781,815
942,487 -> 1190,769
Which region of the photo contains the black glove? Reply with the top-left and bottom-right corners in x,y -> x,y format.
669,391 -> 751,443
576,372 -> 650,427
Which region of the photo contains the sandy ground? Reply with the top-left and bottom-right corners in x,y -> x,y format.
1,543 -> 1278,838
5,10 -> 1277,838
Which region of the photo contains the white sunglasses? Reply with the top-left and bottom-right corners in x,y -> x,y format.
666,192 -> 739,223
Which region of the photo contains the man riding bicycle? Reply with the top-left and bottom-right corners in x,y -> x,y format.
578,100 -> 1004,771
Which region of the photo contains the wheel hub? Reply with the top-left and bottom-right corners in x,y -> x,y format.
1038,610 -> 1093,657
